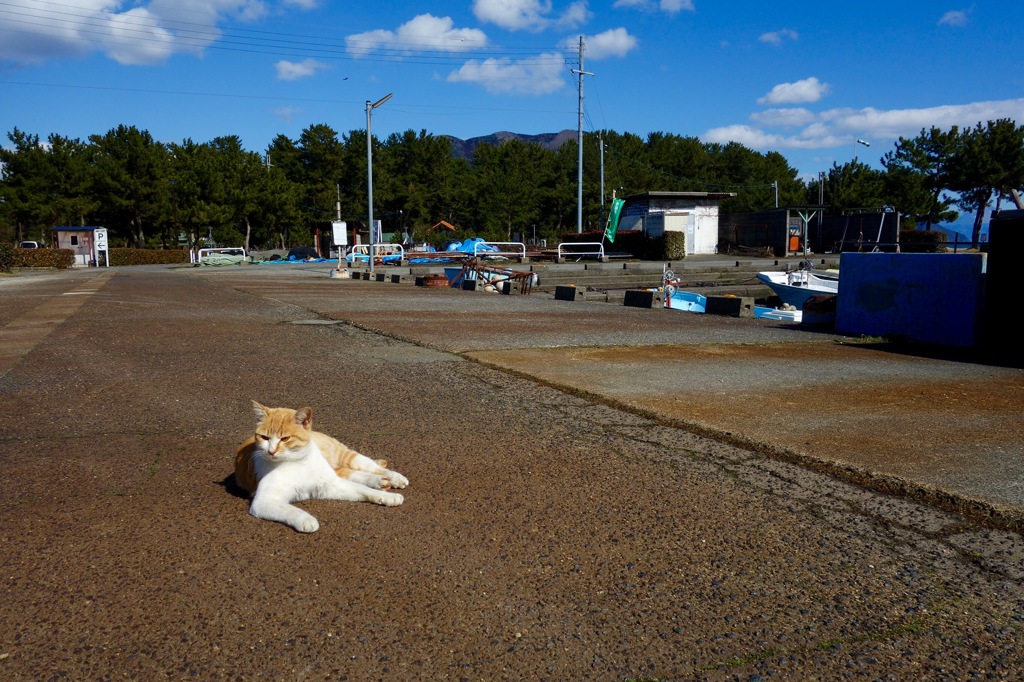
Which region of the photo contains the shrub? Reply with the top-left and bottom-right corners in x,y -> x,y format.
9,247 -> 76,269
663,231 -> 686,259
109,248 -> 190,266
899,229 -> 947,253
0,244 -> 13,272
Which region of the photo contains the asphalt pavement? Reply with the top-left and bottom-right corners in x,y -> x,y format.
2,263 -> 1023,680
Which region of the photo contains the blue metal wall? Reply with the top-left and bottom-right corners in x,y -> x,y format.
836,252 -> 987,347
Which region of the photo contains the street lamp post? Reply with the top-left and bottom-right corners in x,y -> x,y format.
366,92 -> 393,274
854,138 -> 870,163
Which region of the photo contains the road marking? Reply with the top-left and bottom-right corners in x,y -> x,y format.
0,271 -> 116,378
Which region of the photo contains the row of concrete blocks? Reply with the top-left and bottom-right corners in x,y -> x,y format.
347,271 -> 753,316
347,270 -> 528,295
554,285 -> 754,317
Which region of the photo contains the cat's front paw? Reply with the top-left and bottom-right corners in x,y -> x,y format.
387,471 -> 409,489
373,491 -> 404,507
292,514 -> 320,533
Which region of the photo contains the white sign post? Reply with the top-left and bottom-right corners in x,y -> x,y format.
329,221 -> 348,277
93,227 -> 109,267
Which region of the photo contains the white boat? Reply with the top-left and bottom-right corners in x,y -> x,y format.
756,269 -> 838,309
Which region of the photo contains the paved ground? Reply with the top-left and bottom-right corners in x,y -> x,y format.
2,263 -> 1024,681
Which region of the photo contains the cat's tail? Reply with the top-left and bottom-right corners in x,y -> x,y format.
234,440 -> 260,495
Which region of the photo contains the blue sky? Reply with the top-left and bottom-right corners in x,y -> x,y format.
2,0 -> 1023,189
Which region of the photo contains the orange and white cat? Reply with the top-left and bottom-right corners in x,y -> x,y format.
235,401 -> 408,533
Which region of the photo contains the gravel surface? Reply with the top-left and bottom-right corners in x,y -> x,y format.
2,265 -> 1023,680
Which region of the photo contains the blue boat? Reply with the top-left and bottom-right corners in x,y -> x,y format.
666,290 -> 706,313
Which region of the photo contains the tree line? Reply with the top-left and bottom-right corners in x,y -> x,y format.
2,119 -> 1022,251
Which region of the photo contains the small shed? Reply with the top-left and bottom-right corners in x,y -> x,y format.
618,192 -> 736,255
719,208 -> 900,257
51,226 -> 109,267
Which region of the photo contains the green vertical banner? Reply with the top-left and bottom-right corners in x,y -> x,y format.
604,198 -> 625,243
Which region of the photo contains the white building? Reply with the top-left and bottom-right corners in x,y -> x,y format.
619,191 -> 735,255
51,226 -> 109,266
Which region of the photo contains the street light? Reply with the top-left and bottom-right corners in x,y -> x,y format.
366,92 -> 393,274
854,138 -> 870,163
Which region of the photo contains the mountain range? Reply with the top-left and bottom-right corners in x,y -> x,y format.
443,130 -> 578,160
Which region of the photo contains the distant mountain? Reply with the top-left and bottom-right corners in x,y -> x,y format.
444,130 -> 578,160
934,223 -> 977,243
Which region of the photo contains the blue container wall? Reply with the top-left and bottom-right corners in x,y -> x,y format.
835,253 -> 987,347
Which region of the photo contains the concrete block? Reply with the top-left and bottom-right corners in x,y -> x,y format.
499,281 -> 519,295
374,273 -> 386,282
705,295 -> 753,317
555,285 -> 585,301
623,289 -> 663,308
461,278 -> 479,291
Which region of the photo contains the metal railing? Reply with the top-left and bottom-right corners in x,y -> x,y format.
347,243 -> 405,262
474,241 -> 526,259
556,242 -> 605,260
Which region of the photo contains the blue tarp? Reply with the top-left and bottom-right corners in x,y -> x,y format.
444,238 -> 498,253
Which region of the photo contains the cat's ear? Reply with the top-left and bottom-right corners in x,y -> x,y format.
252,401 -> 269,420
294,407 -> 313,429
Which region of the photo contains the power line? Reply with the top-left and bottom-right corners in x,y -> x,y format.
0,79 -> 577,118
0,1 -> 573,67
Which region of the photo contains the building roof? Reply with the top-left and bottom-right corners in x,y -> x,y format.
52,226 -> 104,231
625,191 -> 737,201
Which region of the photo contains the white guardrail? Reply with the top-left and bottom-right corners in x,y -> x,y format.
556,242 -> 605,260
347,244 -> 405,261
193,247 -> 246,264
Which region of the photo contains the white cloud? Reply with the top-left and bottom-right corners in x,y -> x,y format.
614,0 -> 695,13
447,52 -> 567,95
704,98 -> 1024,151
758,77 -> 830,105
758,28 -> 798,46
346,14 -> 488,57
562,27 -> 637,59
275,58 -> 328,80
750,108 -> 817,128
472,0 -> 591,31
0,0 -> 298,66
938,9 -> 969,27
273,106 -> 302,122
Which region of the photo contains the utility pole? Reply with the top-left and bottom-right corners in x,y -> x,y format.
599,131 -> 606,230
572,36 -> 593,234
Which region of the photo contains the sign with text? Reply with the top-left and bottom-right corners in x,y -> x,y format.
331,221 -> 348,246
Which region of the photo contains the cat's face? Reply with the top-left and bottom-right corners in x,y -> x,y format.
252,401 -> 313,460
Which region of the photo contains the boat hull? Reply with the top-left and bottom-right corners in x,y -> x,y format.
757,271 -> 838,309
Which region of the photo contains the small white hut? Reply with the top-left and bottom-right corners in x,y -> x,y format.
618,192 -> 735,255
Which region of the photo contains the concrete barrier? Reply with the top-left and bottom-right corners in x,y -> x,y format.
705,295 -> 753,317
623,290 -> 662,308
555,285 -> 585,301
